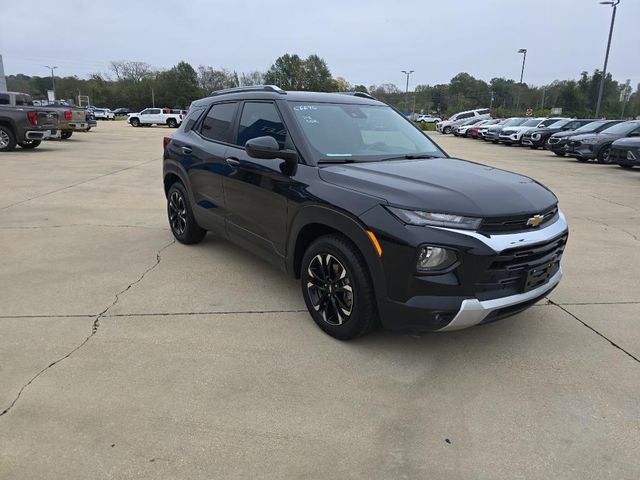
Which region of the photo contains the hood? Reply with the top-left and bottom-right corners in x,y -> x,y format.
570,132 -> 618,142
612,137 -> 640,148
551,130 -> 592,139
502,126 -> 536,133
319,158 -> 557,218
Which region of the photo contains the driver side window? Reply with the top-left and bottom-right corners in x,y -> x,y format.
237,102 -> 287,148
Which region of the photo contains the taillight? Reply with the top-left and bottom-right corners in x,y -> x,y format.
163,136 -> 172,149
64,111 -> 72,121
27,111 -> 38,125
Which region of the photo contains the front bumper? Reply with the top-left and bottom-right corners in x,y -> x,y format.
565,144 -> 597,159
498,133 -> 521,144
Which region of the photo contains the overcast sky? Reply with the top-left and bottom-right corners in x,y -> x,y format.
1,0 -> 638,89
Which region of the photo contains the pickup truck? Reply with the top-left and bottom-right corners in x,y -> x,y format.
127,108 -> 182,128
0,103 -> 59,152
14,93 -> 90,139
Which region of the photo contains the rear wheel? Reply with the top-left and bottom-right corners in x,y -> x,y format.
301,234 -> 379,340
167,182 -> 206,244
167,118 -> 178,128
130,118 -> 140,127
597,145 -> 612,164
619,163 -> 634,169
0,126 -> 17,152
443,126 -> 451,134
19,139 -> 41,149
61,131 -> 72,140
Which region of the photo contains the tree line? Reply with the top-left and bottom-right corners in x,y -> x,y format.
6,54 -> 638,119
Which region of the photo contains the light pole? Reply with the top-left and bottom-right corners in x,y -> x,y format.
401,69 -> 414,115
514,49 -> 527,113
44,65 -> 58,99
595,0 -> 620,118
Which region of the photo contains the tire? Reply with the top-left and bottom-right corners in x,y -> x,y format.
619,163 -> 634,169
443,126 -> 451,134
18,140 -> 41,149
167,182 -> 206,244
554,151 -> 566,156
0,126 -> 17,152
130,118 -> 140,127
300,234 -> 379,340
61,131 -> 72,140
576,158 -> 588,162
597,145 -> 612,164
529,146 -> 538,150
167,118 -> 178,128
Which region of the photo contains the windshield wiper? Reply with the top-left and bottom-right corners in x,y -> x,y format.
382,154 -> 440,160
318,158 -> 356,164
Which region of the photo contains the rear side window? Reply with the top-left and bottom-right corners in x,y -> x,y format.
15,94 -> 33,106
478,109 -> 491,115
0,93 -> 9,105
200,102 -> 237,142
459,112 -> 474,119
181,107 -> 205,132
237,102 -> 286,147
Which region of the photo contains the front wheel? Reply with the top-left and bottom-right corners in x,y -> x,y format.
130,118 -> 140,127
597,146 -> 612,164
554,151 -> 566,157
167,182 -> 206,244
301,235 -> 379,340
443,126 -> 451,134
61,131 -> 72,140
19,140 -> 41,149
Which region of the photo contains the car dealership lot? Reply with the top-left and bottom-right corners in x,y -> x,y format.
1,122 -> 639,479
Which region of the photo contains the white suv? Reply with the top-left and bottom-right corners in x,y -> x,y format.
436,108 -> 491,134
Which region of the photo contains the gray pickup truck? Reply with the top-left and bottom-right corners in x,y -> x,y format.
11,93 -> 91,139
0,96 -> 59,152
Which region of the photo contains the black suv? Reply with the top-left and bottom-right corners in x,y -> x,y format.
163,86 -> 568,339
546,119 -> 622,156
521,119 -> 594,150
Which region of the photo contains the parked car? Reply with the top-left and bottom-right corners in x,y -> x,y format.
0,101 -> 59,152
471,119 -> 502,139
610,137 -> 640,169
36,99 -> 90,139
93,108 -> 115,120
86,109 -> 97,129
546,120 -> 623,156
453,118 -> 488,137
112,107 -> 132,116
498,118 -> 564,146
565,120 -> 640,163
127,108 -> 183,128
436,108 -> 491,134
415,114 -> 441,124
521,119 -> 591,149
484,118 -> 527,143
163,86 -> 567,339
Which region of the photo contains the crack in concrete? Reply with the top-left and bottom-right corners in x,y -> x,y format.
0,309 -> 308,319
548,299 -> 640,364
580,216 -> 640,243
0,239 -> 175,418
0,157 -> 159,211
0,224 -> 168,231
588,194 -> 640,213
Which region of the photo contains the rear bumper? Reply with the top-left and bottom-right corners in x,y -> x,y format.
69,122 -> 89,131
24,130 -> 47,140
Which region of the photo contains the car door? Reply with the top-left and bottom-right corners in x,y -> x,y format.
223,100 -> 293,267
181,101 -> 239,232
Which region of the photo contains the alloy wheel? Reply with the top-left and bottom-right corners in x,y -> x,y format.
306,253 -> 354,326
0,130 -> 9,148
168,190 -> 187,235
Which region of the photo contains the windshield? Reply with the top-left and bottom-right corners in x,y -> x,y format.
288,102 -> 445,161
522,119 -> 542,127
600,122 -> 639,135
546,119 -> 570,129
574,121 -> 605,132
503,117 -> 524,126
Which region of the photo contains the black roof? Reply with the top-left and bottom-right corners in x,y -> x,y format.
191,86 -> 383,108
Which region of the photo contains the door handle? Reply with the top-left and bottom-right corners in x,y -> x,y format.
181,146 -> 193,154
225,157 -> 240,167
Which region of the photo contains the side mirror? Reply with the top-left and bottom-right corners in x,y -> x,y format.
245,136 -> 297,162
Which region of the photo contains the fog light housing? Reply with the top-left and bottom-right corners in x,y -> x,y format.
628,150 -> 637,161
417,246 -> 457,272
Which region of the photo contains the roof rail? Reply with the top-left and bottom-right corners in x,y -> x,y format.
209,85 -> 286,97
337,91 -> 376,100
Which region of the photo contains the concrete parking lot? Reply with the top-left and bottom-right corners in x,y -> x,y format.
1,121 -> 639,479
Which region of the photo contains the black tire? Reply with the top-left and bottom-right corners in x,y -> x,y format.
619,163 -> 634,169
86,127 -> 92,131
61,131 -> 72,140
130,118 -> 140,127
597,145 -> 612,164
18,140 -> 41,149
491,140 -> 498,144
167,118 -> 178,128
167,182 -> 206,244
443,126 -> 451,134
300,234 -> 379,340
576,158 -> 588,162
529,146 -> 538,150
0,126 -> 17,152
554,151 -> 566,156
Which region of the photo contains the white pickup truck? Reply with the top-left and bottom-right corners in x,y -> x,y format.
127,108 -> 183,128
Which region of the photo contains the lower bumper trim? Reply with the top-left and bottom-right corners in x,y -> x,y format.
437,268 -> 563,331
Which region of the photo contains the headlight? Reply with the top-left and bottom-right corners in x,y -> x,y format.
417,246 -> 457,272
628,150 -> 638,160
387,206 -> 482,230
580,137 -> 599,144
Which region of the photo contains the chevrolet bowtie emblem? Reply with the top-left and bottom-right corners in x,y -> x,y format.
527,214 -> 544,227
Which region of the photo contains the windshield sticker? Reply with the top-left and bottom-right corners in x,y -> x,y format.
301,115 -> 319,124
326,153 -> 353,157
293,105 -> 318,111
